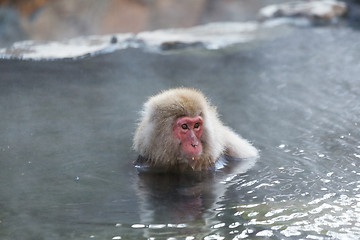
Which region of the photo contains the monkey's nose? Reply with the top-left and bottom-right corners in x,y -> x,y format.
191,143 -> 197,147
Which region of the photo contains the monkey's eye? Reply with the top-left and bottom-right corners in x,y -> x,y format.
181,124 -> 188,130
194,122 -> 200,129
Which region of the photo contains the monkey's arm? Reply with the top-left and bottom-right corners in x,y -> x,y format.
221,126 -> 259,159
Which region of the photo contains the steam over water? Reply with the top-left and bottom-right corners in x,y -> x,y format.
1,24 -> 360,239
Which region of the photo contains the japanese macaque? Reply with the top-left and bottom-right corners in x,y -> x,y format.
133,88 -> 258,172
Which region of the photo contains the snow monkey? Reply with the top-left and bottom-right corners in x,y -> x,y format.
133,88 -> 258,172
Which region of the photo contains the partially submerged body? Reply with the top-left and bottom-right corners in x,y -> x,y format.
133,88 -> 258,172
134,154 -> 257,175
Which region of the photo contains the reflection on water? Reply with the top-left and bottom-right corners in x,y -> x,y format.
132,156 -> 257,239
134,171 -> 217,239
1,25 -> 360,239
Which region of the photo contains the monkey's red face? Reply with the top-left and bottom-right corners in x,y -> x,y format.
173,116 -> 203,161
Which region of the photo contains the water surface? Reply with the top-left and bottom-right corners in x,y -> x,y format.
1,25 -> 360,239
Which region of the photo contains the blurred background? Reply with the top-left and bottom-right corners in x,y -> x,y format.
2,1 -> 360,240
3,0 -> 358,49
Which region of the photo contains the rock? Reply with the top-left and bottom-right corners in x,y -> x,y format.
160,41 -> 204,51
0,7 -> 27,48
137,22 -> 260,51
110,35 -> 118,44
259,0 -> 347,21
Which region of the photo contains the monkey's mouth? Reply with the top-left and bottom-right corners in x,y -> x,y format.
179,138 -> 202,162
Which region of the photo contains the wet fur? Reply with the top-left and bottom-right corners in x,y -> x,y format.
133,88 -> 258,171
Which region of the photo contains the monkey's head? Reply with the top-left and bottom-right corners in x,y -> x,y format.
134,88 -> 215,169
